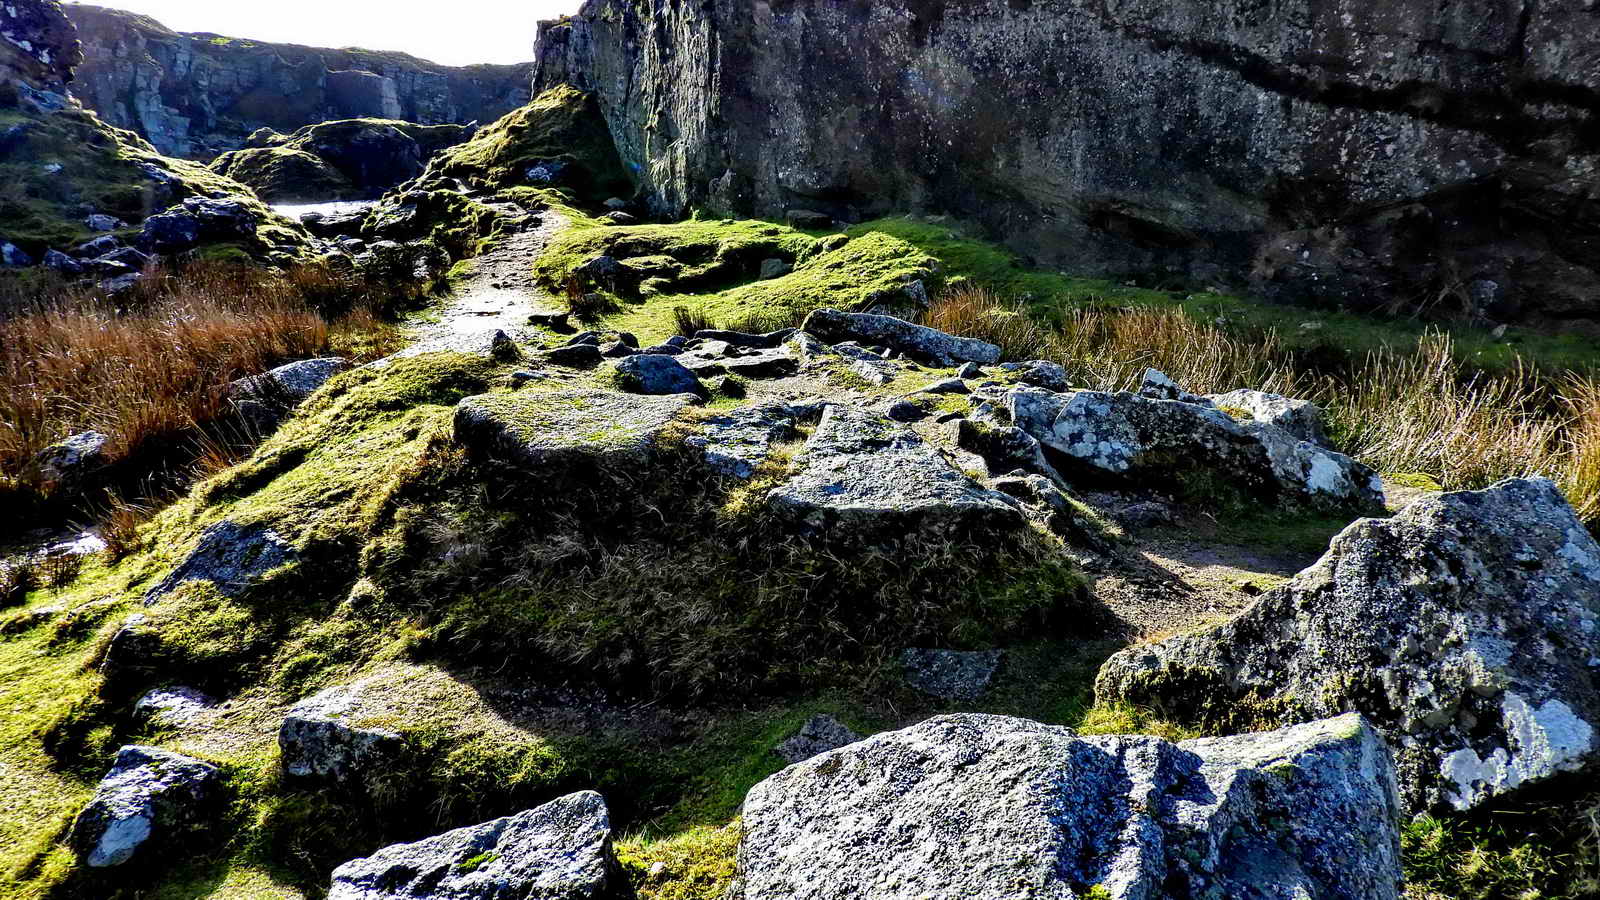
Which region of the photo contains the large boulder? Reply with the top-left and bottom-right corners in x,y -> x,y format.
801,308 -> 1001,367
733,713 -> 1402,900
1097,477 -> 1600,814
767,405 -> 1023,537
1008,386 -> 1384,514
328,791 -> 627,900
70,746 -> 222,868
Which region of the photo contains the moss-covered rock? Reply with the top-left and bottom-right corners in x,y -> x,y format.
209,146 -> 354,203
416,85 -> 629,203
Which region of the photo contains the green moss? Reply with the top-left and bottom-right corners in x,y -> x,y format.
1388,472 -> 1445,492
532,218 -> 937,345
418,86 -> 629,202
209,147 -> 353,204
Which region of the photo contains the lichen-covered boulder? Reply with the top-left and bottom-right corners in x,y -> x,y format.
1008,386 -> 1384,514
767,405 -> 1022,537
140,521 -> 297,606
733,713 -> 1402,900
801,308 -> 1001,366
279,683 -> 405,786
454,389 -> 695,474
70,746 -> 222,868
328,791 -> 627,900
1097,477 -> 1600,814
1209,388 -> 1330,447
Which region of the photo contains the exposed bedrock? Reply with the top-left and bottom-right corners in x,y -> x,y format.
67,4 -> 534,159
536,0 -> 1600,330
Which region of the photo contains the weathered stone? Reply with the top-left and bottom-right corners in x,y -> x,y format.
490,330 -> 522,362
328,791 -> 624,900
918,377 -> 970,396
1137,367 -> 1208,405
802,308 -> 1000,367
734,713 -> 1402,900
758,258 -> 791,280
134,686 -> 218,728
541,344 -> 604,367
1008,387 -> 1384,514
71,234 -> 122,259
612,354 -> 701,395
228,358 -> 349,408
1210,388 -> 1331,447
997,360 -> 1071,393
70,746 -> 221,868
784,209 -> 831,230
30,430 -> 109,493
1097,477 -> 1600,814
767,405 -> 1022,537
686,404 -> 804,479
694,328 -> 795,349
775,715 -> 863,765
900,648 -> 1004,701
280,683 -> 406,786
141,521 -> 298,606
42,248 -> 83,274
454,389 -> 695,472
885,400 -> 927,423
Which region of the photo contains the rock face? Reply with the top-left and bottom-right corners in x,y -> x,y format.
734,713 -> 1402,900
67,4 -> 533,159
1,0 -> 81,104
328,791 -> 626,900
70,745 -> 221,868
768,405 -> 1023,538
1007,386 -> 1384,513
1097,478 -> 1600,814
537,0 -> 1600,331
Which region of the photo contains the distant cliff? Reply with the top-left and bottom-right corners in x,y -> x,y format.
536,0 -> 1600,331
67,4 -> 534,160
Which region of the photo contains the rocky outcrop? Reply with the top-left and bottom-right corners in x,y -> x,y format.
329,791 -> 627,900
1097,477 -> 1600,814
211,120 -> 473,202
453,389 -> 696,474
538,0 -> 1600,331
1006,384 -> 1385,514
733,713 -> 1403,900
70,745 -> 222,868
67,4 -> 533,159
1,0 -> 80,105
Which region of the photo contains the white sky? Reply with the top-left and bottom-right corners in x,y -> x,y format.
69,1 -> 583,66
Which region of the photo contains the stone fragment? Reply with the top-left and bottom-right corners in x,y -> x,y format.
775,715 -> 863,765
900,648 -> 1004,701
31,430 -> 109,493
612,354 -> 702,395
802,308 -> 1000,366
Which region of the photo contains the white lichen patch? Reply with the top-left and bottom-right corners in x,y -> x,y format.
1440,693 -> 1594,810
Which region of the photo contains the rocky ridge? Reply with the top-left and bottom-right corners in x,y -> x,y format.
67,4 -> 533,159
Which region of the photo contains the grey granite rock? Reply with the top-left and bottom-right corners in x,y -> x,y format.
802,308 -> 1000,367
1097,477 -> 1600,814
900,648 -> 1005,701
70,746 -> 221,868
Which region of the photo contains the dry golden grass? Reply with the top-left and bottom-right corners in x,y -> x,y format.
928,285 -> 1600,525
0,260 -> 406,526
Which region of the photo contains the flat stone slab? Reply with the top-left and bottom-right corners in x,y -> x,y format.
454,389 -> 695,470
768,405 -> 1021,536
687,404 -> 806,479
802,308 -> 1000,366
329,791 -> 624,900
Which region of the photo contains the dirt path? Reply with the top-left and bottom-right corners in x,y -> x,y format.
401,210 -> 569,357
